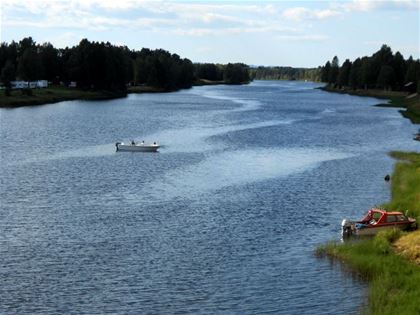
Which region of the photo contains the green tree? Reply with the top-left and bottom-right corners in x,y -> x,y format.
328,56 -> 339,84
360,57 -> 376,89
1,59 -> 15,95
348,58 -> 362,89
17,37 -> 36,58
377,65 -> 395,90
223,63 -> 249,84
391,51 -> 406,89
17,47 -> 43,81
39,43 -> 60,82
337,59 -> 352,88
321,61 -> 331,82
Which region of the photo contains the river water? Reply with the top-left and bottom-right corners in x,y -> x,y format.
0,81 -> 418,314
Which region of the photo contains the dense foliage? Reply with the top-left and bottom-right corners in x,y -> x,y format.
321,45 -> 420,92
223,63 -> 250,84
0,37 -> 195,92
193,62 -> 250,84
194,63 -> 224,81
250,66 -> 321,82
0,37 -> 252,94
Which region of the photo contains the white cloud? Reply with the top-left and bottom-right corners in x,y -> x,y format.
2,0 -> 298,37
337,0 -> 420,12
276,34 -> 330,42
282,7 -> 341,21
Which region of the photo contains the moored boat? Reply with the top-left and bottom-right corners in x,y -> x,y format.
115,141 -> 160,152
342,208 -> 417,237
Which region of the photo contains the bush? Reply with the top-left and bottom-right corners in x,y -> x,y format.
21,88 -> 33,96
373,229 -> 402,254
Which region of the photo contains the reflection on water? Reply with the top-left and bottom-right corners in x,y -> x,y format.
0,81 -> 418,314
137,148 -> 353,202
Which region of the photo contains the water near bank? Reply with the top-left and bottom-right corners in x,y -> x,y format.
0,81 -> 418,314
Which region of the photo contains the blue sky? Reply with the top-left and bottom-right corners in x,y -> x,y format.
1,0 -> 419,67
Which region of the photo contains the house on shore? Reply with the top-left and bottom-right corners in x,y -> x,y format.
10,80 -> 48,89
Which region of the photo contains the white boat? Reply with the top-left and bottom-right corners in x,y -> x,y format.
115,141 -> 160,152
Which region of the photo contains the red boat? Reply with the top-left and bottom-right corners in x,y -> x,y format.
342,208 -> 417,237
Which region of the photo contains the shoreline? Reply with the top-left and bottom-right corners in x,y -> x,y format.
0,79 -> 247,108
0,86 -> 127,108
316,149 -> 420,315
319,85 -> 420,124
318,83 -> 420,314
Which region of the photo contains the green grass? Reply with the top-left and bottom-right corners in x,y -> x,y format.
317,152 -> 420,315
394,231 -> 420,265
317,233 -> 420,315
382,151 -> 420,222
0,86 -> 126,107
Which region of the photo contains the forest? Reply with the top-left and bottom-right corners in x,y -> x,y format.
0,37 -> 250,95
249,66 -> 321,82
320,45 -> 420,93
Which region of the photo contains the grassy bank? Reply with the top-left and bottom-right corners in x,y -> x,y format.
317,152 -> 420,315
0,86 -> 126,108
127,85 -> 177,94
320,86 -> 420,124
317,231 -> 420,315
193,79 -> 226,86
382,151 -> 420,221
0,80 -> 243,108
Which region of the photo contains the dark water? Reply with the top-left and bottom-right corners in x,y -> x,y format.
0,81 -> 418,314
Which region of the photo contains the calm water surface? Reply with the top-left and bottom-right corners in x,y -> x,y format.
0,81 -> 418,314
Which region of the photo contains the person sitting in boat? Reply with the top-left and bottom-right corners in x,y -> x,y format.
131,140 -> 135,145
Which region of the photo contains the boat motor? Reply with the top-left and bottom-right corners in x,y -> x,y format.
341,219 -> 354,238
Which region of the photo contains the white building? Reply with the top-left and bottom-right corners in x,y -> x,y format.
10,80 -> 48,89
37,80 -> 48,88
11,81 -> 29,89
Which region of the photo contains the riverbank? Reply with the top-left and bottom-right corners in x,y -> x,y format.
320,85 -> 420,124
0,80 -> 239,108
317,151 -> 420,315
0,86 -> 127,108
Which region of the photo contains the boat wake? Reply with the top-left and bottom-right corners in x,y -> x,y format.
190,89 -> 262,112
124,148 -> 353,203
144,119 -> 296,153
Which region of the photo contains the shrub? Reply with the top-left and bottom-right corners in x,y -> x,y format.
21,88 -> 33,96
373,229 -> 402,254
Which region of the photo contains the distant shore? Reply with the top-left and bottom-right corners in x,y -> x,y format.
0,79 -> 244,108
320,85 -> 420,124
0,86 -> 127,108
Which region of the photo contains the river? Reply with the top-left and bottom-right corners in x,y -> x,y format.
0,81 -> 418,314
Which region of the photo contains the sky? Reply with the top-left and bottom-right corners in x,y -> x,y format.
0,0 -> 419,67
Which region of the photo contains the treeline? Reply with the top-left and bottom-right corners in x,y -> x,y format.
249,66 -> 321,82
193,62 -> 250,84
0,37 -> 250,94
320,45 -> 420,92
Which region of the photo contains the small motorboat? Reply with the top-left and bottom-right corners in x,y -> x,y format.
342,208 -> 417,237
115,140 -> 160,152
